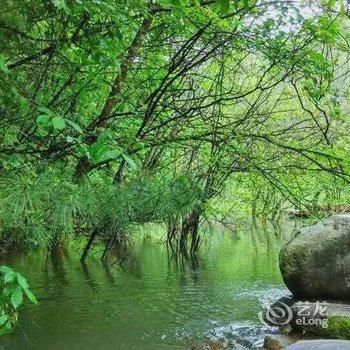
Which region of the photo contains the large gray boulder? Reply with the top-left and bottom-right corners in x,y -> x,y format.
286,340 -> 350,349
280,214 -> 350,299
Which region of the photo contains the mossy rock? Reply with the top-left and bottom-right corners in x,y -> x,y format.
285,300 -> 350,341
314,316 -> 350,340
303,316 -> 350,340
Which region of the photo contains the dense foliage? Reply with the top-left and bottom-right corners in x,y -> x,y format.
1,0 -> 350,257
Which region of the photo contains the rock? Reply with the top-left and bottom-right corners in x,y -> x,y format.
279,214 -> 350,299
263,334 -> 297,349
287,300 -> 350,340
286,339 -> 350,349
203,339 -> 229,349
195,338 -> 249,350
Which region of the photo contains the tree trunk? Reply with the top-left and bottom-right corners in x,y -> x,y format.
80,229 -> 98,262
75,16 -> 153,177
179,208 -> 202,255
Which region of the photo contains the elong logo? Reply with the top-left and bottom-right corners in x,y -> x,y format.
258,301 -> 293,327
258,300 -> 329,329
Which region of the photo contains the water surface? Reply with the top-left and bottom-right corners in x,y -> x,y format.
0,225 -> 293,349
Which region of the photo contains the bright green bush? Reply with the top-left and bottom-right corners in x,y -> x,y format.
0,265 -> 38,334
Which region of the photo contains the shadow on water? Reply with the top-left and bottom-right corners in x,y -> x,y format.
47,246 -> 70,287
0,221 -> 295,350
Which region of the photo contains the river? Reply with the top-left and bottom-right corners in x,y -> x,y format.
0,224 -> 294,349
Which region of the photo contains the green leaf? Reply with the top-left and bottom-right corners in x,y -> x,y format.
23,289 -> 38,305
4,271 -> 16,284
16,273 -> 29,290
52,116 -> 66,130
37,107 -> 53,115
10,286 -> 23,309
218,0 -> 229,13
52,0 -> 70,14
3,285 -> 15,297
66,136 -> 74,143
0,265 -> 13,274
320,0 -> 336,8
103,150 -> 121,160
0,315 -> 8,326
0,55 -> 9,74
5,127 -> 18,145
76,143 -> 89,157
37,115 -> 51,126
0,321 -> 13,335
340,0 -> 346,16
66,119 -> 83,133
89,144 -> 108,163
122,154 -> 137,170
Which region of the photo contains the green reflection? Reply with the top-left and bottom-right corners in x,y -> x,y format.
0,225 -> 292,350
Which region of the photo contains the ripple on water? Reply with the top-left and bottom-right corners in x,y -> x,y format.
204,284 -> 290,349
233,282 -> 290,304
207,321 -> 280,349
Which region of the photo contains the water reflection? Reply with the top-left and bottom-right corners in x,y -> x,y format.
0,224 -> 294,350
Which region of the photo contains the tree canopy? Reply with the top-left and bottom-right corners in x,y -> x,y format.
1,0 -> 350,257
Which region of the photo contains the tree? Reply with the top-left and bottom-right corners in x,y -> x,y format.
1,0 -> 350,257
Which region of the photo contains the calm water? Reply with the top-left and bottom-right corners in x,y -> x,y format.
0,225 -> 293,350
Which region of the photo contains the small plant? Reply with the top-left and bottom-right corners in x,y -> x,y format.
0,265 -> 38,334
